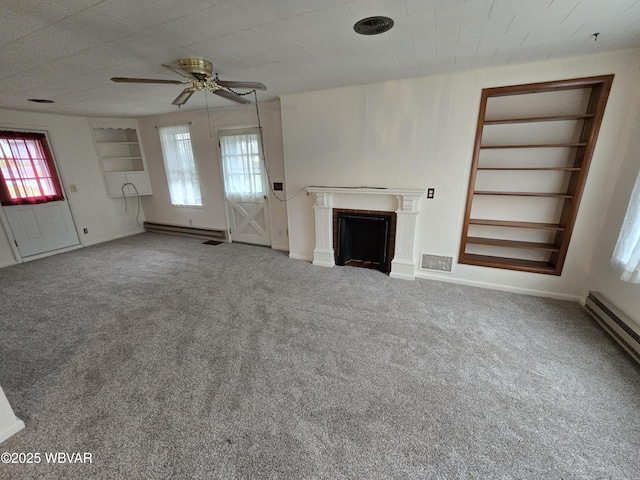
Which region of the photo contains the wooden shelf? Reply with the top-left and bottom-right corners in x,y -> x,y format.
468,219 -> 566,231
474,191 -> 573,198
481,143 -> 587,149
477,167 -> 581,171
461,253 -> 558,275
466,237 -> 561,251
459,74 -> 614,275
484,114 -> 595,125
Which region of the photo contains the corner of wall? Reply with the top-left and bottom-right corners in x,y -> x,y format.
0,386 -> 25,445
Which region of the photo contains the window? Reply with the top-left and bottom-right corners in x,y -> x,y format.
0,131 -> 64,206
158,124 -> 202,206
219,128 -> 264,202
612,171 -> 640,283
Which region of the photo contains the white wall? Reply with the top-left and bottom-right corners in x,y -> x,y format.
137,99 -> 288,251
586,84 -> 640,325
281,48 -> 640,302
0,109 -> 145,267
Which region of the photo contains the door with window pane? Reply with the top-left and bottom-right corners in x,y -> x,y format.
219,128 -> 270,246
0,132 -> 79,257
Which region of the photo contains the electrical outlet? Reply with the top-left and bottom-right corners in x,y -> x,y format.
273,182 -> 283,191
69,184 -> 78,193
189,219 -> 193,225
427,188 -> 435,199
83,228 -> 88,234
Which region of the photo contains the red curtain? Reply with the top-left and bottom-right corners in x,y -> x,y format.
0,131 -> 64,206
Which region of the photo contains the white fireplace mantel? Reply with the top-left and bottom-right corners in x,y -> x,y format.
305,186 -> 425,280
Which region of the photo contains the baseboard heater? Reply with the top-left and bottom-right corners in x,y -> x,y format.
585,291 -> 640,364
143,221 -> 227,241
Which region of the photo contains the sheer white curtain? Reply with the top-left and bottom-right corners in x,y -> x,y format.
219,129 -> 264,202
612,171 -> 640,283
158,124 -> 202,206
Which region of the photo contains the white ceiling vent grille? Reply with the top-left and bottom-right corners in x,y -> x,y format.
421,254 -> 453,272
353,16 -> 394,35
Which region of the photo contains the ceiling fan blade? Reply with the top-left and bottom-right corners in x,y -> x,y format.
216,80 -> 266,90
162,63 -> 199,80
213,88 -> 251,105
111,77 -> 185,85
172,88 -> 196,106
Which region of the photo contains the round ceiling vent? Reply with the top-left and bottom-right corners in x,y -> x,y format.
354,16 -> 394,35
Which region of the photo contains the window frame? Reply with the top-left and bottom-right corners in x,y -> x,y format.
157,123 -> 203,207
0,131 -> 64,206
218,126 -> 266,203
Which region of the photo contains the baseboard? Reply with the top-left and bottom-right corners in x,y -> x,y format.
389,272 -> 416,280
0,259 -> 18,269
80,229 -> 145,247
414,270 -> 582,302
0,418 -> 25,444
289,253 -> 312,262
585,291 -> 640,364
143,222 -> 226,241
20,244 -> 83,263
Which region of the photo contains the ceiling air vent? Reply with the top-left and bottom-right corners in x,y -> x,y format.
354,16 -> 394,35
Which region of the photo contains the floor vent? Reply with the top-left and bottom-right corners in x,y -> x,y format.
144,222 -> 227,241
585,291 -> 640,363
420,254 -> 453,272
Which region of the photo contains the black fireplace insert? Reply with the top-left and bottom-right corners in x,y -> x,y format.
335,212 -> 393,273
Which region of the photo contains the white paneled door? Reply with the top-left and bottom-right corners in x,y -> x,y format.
226,197 -> 271,246
4,200 -> 79,257
219,128 -> 271,247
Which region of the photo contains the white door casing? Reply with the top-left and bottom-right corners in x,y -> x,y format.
219,128 -> 271,246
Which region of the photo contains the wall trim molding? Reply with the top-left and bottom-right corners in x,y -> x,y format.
0,418 -> 25,445
415,270 -> 582,302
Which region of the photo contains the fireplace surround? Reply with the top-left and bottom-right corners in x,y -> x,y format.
306,187 -> 424,279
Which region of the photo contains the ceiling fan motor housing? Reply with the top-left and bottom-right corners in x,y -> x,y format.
178,58 -> 213,77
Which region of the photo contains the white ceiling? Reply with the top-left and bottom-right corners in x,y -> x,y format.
1,0 -> 639,117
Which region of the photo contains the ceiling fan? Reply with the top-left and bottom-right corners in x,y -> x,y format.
111,58 -> 266,106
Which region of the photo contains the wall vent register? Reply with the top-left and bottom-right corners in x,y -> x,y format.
459,75 -> 614,275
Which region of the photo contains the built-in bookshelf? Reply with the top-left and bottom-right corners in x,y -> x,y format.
459,75 -> 614,275
89,119 -> 152,197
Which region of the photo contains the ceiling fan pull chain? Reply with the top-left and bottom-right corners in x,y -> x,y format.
204,89 -> 213,138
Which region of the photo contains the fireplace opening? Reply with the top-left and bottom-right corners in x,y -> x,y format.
334,210 -> 395,273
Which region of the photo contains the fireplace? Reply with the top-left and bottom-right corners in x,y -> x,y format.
334,209 -> 396,273
306,187 -> 424,280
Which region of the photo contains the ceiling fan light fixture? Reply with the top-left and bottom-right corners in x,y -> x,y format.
354,16 -> 394,35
